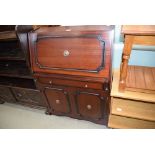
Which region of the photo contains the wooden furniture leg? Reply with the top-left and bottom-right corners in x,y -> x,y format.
119,35 -> 134,92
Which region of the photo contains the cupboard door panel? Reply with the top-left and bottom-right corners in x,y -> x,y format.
35,36 -> 105,73
44,87 -> 71,114
75,91 -> 105,120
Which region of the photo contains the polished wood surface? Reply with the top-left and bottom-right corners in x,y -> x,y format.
36,77 -> 109,124
111,97 -> 155,121
108,114 -> 155,129
29,25 -> 114,125
126,66 -> 155,93
44,87 -> 71,114
29,26 -> 114,80
36,37 -> 103,71
122,25 -> 155,35
37,77 -> 104,90
111,69 -> 155,102
119,25 -> 155,92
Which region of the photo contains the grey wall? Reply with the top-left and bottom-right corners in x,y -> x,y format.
113,26 -> 155,69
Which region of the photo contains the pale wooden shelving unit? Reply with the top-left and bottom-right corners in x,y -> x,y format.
109,25 -> 155,129
108,69 -> 155,129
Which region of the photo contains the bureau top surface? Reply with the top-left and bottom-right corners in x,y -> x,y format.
121,25 -> 155,35
34,25 -> 115,36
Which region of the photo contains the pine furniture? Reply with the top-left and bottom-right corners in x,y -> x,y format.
119,25 -> 155,93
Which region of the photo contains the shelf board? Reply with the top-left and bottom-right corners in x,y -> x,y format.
0,76 -> 36,89
0,61 -> 32,79
0,48 -> 25,61
126,66 -> 155,94
111,69 -> 155,103
0,31 -> 17,41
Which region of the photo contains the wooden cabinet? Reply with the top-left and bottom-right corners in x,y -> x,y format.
29,26 -> 114,125
0,26 -> 46,110
36,77 -> 109,124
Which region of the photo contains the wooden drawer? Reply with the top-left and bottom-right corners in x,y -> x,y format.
108,114 -> 155,129
11,87 -> 45,107
31,35 -> 105,73
37,77 -> 103,90
111,98 -> 155,121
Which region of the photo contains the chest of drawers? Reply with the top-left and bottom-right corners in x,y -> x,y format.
29,26 -> 114,125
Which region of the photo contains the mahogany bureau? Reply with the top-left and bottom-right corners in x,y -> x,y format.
28,26 -> 114,125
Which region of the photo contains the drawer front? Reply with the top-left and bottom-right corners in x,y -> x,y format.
108,115 -> 155,129
74,90 -> 106,120
44,87 -> 71,114
38,77 -> 103,90
33,35 -> 105,73
0,86 -> 16,103
12,88 -> 45,107
111,98 -> 155,121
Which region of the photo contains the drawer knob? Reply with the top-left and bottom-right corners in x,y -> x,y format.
85,84 -> 88,88
56,99 -> 60,104
63,50 -> 70,57
87,104 -> 92,110
49,80 -> 52,84
17,93 -> 22,97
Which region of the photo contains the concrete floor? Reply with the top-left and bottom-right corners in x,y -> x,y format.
0,102 -> 107,129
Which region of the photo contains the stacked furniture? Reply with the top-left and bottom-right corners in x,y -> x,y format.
108,25 -> 155,128
28,25 -> 114,125
0,25 -> 45,108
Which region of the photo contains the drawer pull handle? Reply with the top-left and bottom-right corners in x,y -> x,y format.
116,108 -> 122,112
49,80 -> 52,84
85,84 -> 88,88
17,93 -> 22,97
63,50 -> 70,57
56,99 -> 60,104
87,104 -> 92,110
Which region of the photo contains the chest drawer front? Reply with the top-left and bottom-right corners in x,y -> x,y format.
34,36 -> 105,73
12,88 -> 45,107
111,98 -> 155,121
37,77 -> 103,90
108,115 -> 155,129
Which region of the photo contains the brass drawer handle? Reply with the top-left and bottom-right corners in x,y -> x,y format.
56,99 -> 60,104
63,50 -> 70,57
85,84 -> 88,88
87,104 -> 92,110
49,80 -> 52,84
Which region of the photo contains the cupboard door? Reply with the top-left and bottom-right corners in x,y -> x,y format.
75,90 -> 106,120
12,88 -> 45,107
32,35 -> 105,73
44,87 -> 71,114
0,86 -> 16,103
